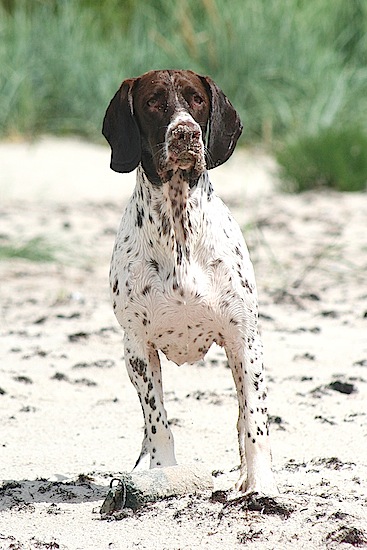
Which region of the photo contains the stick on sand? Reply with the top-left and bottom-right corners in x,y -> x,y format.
100,464 -> 214,514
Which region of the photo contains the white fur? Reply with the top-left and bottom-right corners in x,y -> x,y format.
110,165 -> 277,494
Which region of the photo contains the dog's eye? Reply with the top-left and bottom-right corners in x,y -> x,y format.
192,94 -> 204,106
146,96 -> 167,112
147,97 -> 159,108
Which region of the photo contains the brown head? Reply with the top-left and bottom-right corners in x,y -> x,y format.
102,69 -> 242,186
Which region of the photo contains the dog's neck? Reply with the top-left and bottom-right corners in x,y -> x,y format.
162,171 -> 190,249
135,165 -> 213,268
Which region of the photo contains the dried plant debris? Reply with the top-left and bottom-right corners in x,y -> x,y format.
284,457 -> 356,472
50,372 -> 97,386
72,359 -> 115,369
67,332 -> 90,342
0,477 -> 106,509
311,457 -> 356,470
220,493 -> 295,520
13,375 -> 33,384
269,415 -> 286,430
325,526 -> 367,547
353,359 -> 367,367
237,527 -> 263,543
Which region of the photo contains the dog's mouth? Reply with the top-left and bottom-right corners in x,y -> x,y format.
174,151 -> 199,169
158,152 -> 206,187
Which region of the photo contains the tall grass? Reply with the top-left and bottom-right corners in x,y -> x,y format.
1,0 -> 367,189
277,127 -> 367,192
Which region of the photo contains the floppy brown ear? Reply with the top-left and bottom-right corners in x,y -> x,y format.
200,76 -> 243,170
102,78 -> 141,173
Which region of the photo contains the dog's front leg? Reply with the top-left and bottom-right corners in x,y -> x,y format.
226,326 -> 277,496
124,335 -> 177,469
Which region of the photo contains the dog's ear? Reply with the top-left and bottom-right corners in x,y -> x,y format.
200,75 -> 243,170
102,78 -> 141,173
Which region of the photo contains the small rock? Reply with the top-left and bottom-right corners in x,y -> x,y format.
329,380 -> 356,395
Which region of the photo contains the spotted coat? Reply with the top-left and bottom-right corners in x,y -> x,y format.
103,69 -> 277,495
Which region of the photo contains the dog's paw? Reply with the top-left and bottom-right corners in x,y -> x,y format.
236,471 -> 278,498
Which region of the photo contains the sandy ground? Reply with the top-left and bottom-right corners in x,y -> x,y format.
0,138 -> 366,549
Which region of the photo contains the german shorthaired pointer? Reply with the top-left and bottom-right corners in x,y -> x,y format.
103,69 -> 277,495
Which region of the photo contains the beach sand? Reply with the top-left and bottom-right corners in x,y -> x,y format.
0,138 -> 366,549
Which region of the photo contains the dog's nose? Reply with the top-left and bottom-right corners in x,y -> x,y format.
165,115 -> 205,171
170,122 -> 201,143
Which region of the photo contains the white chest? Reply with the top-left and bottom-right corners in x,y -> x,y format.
110,169 -> 255,365
118,259 -> 228,364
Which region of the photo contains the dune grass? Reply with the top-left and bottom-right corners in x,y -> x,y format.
1,0 -> 367,190
277,127 -> 367,192
0,237 -> 58,262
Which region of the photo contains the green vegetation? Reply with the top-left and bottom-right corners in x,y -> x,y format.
0,237 -> 58,262
1,0 -> 367,191
277,127 -> 367,192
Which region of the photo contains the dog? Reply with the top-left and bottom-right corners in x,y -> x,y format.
103,69 -> 277,495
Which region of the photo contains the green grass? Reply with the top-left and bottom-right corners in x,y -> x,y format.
0,237 -> 58,262
1,0 -> 367,191
277,127 -> 367,192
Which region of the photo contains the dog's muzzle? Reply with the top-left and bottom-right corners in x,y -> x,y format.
165,115 -> 205,172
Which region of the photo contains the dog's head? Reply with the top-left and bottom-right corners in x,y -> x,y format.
102,69 -> 242,185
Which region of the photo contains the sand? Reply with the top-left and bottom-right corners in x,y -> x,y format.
0,138 -> 366,549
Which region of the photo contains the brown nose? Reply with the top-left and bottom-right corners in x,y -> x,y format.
169,122 -> 201,145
